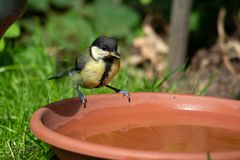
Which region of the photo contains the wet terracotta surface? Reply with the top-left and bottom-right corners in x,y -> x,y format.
30,93 -> 240,160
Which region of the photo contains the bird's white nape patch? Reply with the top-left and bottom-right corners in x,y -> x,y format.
91,46 -> 109,60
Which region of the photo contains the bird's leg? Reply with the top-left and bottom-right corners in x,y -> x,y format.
106,85 -> 131,102
74,85 -> 87,108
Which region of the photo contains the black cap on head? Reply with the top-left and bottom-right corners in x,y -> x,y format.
91,36 -> 118,52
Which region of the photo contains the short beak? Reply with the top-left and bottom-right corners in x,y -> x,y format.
109,51 -> 120,59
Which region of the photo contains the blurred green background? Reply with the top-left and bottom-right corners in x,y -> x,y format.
0,0 -> 240,159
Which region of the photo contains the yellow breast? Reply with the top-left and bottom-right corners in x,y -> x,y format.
71,59 -> 120,88
71,59 -> 105,88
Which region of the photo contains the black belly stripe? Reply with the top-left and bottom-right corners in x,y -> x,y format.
96,58 -> 114,88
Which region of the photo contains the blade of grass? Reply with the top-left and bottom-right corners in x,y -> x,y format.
7,141 -> 15,159
0,65 -> 19,73
207,152 -> 211,160
199,74 -> 215,96
0,124 -> 16,133
47,80 -> 56,104
155,64 -> 186,89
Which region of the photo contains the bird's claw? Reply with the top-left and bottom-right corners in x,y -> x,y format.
75,85 -> 87,109
79,95 -> 87,109
119,90 -> 131,102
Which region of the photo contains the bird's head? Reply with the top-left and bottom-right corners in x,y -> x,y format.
90,36 -> 120,60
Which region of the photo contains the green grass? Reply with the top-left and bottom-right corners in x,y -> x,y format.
0,29 -> 56,159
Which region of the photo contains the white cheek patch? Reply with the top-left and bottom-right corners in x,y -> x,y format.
91,46 -> 109,60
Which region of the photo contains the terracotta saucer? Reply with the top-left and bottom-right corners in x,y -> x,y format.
30,92 -> 240,160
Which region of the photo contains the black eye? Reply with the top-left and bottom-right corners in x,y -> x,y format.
102,46 -> 106,50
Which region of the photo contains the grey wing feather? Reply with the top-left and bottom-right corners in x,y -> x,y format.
73,49 -> 90,71
48,48 -> 90,80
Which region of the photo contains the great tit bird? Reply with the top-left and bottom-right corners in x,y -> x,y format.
49,36 -> 130,108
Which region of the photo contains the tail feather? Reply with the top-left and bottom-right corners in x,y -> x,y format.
48,70 -> 69,80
